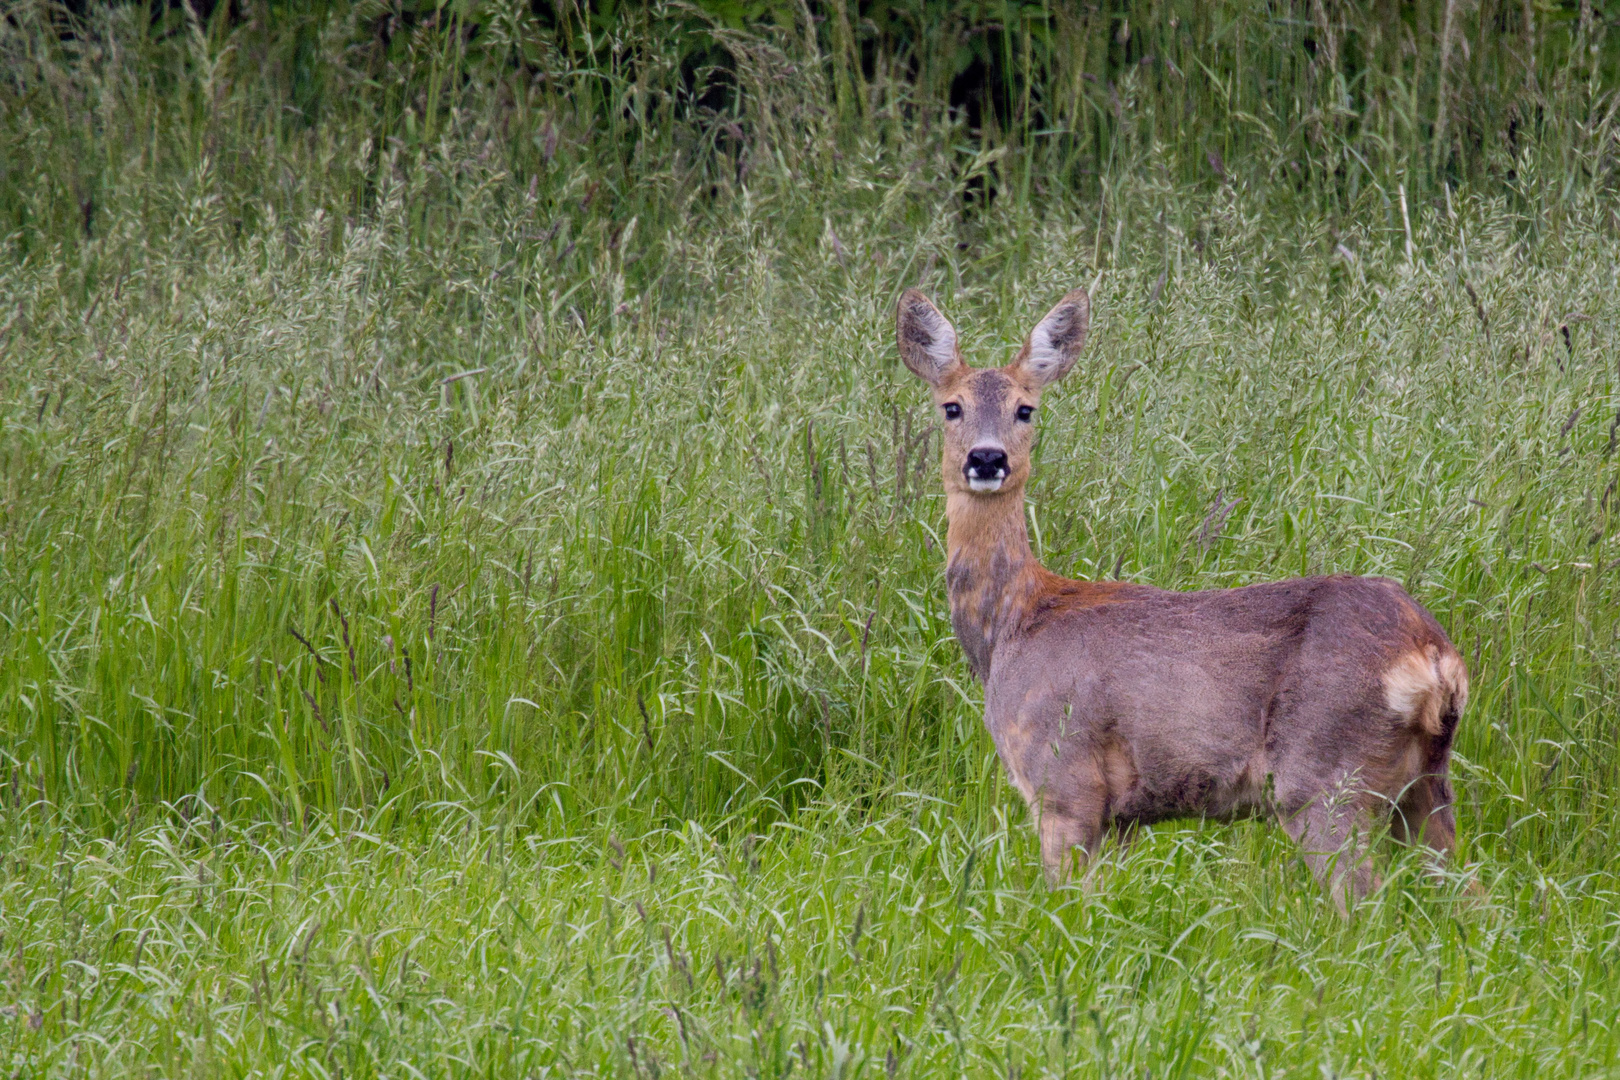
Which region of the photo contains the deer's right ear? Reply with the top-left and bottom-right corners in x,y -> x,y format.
896,289 -> 963,387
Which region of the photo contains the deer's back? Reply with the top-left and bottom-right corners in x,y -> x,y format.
984,574 -> 1462,826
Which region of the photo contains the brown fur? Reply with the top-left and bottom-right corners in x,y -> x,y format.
897,288 -> 1470,912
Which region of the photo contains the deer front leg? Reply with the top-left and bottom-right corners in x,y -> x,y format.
1034,789 -> 1106,887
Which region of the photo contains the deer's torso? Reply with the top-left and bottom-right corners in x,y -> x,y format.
977,573 -> 1454,827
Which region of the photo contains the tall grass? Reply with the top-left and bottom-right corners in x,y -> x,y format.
4,797 -> 1619,1076
3,3 -> 1620,1075
3,0 -> 1618,831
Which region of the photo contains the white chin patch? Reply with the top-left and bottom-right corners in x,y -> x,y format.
968,477 -> 1005,493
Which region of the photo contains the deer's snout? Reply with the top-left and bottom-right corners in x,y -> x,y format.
964,447 -> 1010,492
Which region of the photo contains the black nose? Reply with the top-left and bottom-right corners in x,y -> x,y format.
964,448 -> 1009,480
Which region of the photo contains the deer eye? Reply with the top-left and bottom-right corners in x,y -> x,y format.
943,402 -> 962,420
1016,405 -> 1034,423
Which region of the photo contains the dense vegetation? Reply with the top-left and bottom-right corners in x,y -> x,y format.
2,1 -> 1619,1076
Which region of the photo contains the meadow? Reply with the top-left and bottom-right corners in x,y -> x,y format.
3,1 -> 1620,1076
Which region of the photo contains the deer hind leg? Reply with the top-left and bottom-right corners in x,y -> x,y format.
1277,787 -> 1381,917
1393,774 -> 1490,901
1391,773 -> 1456,858
1034,790 -> 1106,888
1390,770 -> 1489,901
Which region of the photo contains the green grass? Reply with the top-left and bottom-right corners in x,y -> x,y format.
2,798 -> 1616,1077
4,3 -> 1620,1076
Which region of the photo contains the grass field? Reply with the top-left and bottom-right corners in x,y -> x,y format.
4,2 -> 1620,1076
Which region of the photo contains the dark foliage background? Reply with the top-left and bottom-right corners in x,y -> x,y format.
7,0 -> 1618,260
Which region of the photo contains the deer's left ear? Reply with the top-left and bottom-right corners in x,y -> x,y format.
1012,288 -> 1090,388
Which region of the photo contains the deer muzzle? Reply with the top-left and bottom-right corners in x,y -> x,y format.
965,447 -> 1009,492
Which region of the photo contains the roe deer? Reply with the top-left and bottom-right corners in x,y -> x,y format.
896,287 -> 1468,911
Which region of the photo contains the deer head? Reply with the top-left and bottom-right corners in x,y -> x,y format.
896,288 -> 1091,497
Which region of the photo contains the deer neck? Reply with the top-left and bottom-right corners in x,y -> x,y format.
944,487 -> 1050,681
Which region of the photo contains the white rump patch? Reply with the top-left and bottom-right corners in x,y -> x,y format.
1382,646 -> 1466,736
